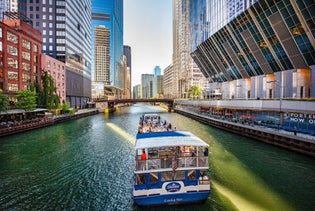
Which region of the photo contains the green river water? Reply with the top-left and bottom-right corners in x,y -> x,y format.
0,104 -> 314,211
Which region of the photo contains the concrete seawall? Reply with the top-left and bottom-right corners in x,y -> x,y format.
175,109 -> 315,158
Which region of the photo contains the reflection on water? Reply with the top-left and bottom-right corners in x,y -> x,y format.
0,104 -> 314,210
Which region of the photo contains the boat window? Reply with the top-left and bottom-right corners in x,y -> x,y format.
136,174 -> 146,185
161,171 -> 173,181
188,170 -> 196,180
159,147 -> 175,158
174,170 -> 185,180
148,148 -> 158,159
150,172 -> 158,184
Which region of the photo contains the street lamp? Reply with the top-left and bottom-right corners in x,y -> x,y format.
266,80 -> 283,126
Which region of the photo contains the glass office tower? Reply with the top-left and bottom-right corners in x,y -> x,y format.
192,0 -> 315,99
189,0 -> 210,52
208,0 -> 258,36
0,0 -> 10,20
91,0 -> 124,89
18,0 -> 92,108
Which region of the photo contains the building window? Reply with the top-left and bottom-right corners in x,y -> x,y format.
22,62 -> 31,71
43,7 -> 46,12
8,71 -> 18,81
36,22 -> 39,27
30,6 -> 33,11
22,52 -> 31,61
34,44 -> 38,52
8,58 -> 18,68
0,27 -> 2,38
7,32 -> 18,44
43,15 -> 46,20
22,39 -> 31,50
7,45 -> 18,56
8,83 -> 18,91
22,74 -> 31,82
36,14 -> 39,19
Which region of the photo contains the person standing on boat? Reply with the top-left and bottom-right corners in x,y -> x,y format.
204,148 -> 209,156
141,149 -> 147,160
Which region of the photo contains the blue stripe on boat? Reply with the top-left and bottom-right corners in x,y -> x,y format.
136,131 -> 193,139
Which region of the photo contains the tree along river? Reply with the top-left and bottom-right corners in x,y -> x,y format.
0,104 -> 314,211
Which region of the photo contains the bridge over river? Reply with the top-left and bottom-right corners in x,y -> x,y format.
94,98 -> 174,112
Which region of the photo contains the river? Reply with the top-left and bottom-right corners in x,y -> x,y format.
0,104 -> 314,211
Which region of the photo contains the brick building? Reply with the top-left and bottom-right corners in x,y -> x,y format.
0,13 -> 42,100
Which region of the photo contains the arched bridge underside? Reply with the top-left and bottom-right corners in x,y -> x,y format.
94,99 -> 174,112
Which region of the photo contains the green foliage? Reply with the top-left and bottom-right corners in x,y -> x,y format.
69,108 -> 75,115
188,86 -> 202,99
60,102 -> 70,111
15,90 -> 37,111
0,93 -> 9,112
33,71 -> 60,109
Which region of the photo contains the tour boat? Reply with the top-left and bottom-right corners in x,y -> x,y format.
133,114 -> 211,206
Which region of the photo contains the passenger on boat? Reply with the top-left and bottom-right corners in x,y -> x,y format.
141,149 -> 147,160
204,148 -> 209,156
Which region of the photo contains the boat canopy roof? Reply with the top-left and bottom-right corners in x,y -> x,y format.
135,131 -> 209,150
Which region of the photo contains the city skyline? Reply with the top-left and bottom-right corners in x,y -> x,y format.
124,0 -> 172,87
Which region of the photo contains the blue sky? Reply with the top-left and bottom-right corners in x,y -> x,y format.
124,0 -> 173,86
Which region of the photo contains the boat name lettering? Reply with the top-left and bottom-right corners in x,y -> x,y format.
164,198 -> 183,203
165,182 -> 181,192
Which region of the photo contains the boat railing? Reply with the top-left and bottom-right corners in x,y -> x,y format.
135,156 -> 209,172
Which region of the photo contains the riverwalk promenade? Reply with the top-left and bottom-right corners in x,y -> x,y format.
175,108 -> 315,158
0,109 -> 99,137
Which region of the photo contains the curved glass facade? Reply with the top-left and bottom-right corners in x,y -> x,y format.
192,0 -> 315,84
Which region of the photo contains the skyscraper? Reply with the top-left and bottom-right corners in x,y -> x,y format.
141,74 -> 154,99
91,0 -> 124,91
94,26 -> 110,83
208,0 -> 258,36
124,45 -> 131,98
173,0 -> 209,99
0,0 -> 9,20
192,0 -> 315,99
153,66 -> 161,76
18,0 -> 92,108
